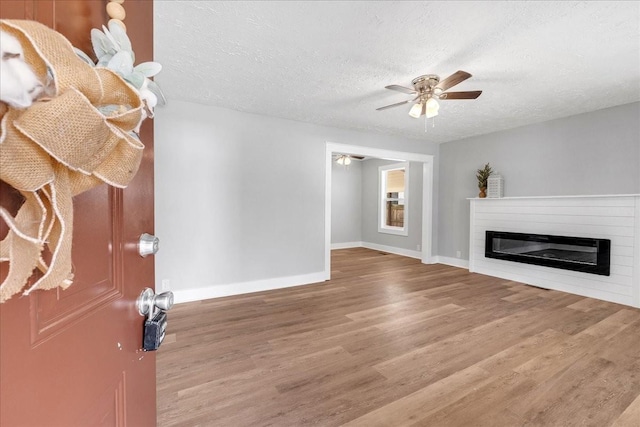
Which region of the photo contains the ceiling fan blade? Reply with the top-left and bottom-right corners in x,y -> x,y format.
351,155 -> 365,160
440,90 -> 482,100
376,100 -> 410,111
385,85 -> 417,94
436,70 -> 472,91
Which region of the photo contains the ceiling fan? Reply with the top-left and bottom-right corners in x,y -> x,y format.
333,154 -> 365,165
376,70 -> 482,119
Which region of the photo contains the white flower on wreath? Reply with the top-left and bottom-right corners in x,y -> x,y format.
75,21 -> 165,119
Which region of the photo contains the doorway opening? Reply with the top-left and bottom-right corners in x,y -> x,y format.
324,142 -> 434,278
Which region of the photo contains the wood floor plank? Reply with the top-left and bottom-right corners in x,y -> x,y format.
612,394 -> 640,427
157,248 -> 640,426
372,307 -> 556,381
414,371 -> 537,426
342,365 -> 492,427
516,356 -> 632,426
474,328 -> 571,374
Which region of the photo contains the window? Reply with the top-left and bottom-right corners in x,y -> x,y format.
378,162 -> 409,236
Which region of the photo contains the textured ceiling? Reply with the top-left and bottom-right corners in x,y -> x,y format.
154,1 -> 640,144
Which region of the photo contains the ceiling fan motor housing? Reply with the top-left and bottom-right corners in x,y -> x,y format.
412,75 -> 439,91
412,74 -> 441,101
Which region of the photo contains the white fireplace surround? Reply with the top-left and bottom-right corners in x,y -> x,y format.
469,195 -> 640,308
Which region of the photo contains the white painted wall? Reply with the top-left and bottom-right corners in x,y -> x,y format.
438,102 -> 640,261
155,100 -> 438,302
331,161 -> 362,245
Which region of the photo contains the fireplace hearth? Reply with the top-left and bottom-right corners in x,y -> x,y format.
485,231 -> 611,276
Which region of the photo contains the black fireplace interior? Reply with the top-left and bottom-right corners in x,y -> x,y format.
485,231 -> 611,276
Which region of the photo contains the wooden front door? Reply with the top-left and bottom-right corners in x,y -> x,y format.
0,1 -> 156,425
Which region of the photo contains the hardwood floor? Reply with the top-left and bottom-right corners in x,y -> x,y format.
157,248 -> 640,426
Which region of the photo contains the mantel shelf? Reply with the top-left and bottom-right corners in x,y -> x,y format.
467,194 -> 640,201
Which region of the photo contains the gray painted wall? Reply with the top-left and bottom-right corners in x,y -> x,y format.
361,159 -> 424,252
331,161 -> 362,244
155,100 -> 438,293
438,102 -> 640,260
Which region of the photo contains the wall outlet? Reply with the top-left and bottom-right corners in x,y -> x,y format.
456,251 -> 461,258
417,244 -> 421,251
161,279 -> 170,291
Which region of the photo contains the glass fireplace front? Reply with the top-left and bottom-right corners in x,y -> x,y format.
485,231 -> 610,276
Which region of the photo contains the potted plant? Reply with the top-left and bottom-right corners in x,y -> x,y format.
476,163 -> 493,198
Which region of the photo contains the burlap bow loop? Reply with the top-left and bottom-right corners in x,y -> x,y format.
0,107 -> 55,191
0,19 -> 147,302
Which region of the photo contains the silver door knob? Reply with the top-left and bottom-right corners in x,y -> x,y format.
138,233 -> 159,257
154,292 -> 174,311
137,288 -> 174,319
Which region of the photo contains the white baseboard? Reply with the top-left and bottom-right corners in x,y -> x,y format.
433,256 -> 470,269
172,271 -> 329,304
331,241 -> 423,260
331,241 -> 363,250
360,242 -> 422,259
173,252 -> 466,305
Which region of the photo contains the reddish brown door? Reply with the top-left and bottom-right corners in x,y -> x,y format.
0,1 -> 156,425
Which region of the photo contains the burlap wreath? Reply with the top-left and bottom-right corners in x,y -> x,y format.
0,20 -> 146,302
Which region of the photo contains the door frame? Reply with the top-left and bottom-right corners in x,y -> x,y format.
325,142 -> 435,277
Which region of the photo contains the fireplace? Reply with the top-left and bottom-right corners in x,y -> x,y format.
485,231 -> 611,276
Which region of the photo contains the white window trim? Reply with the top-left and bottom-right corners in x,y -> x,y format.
378,162 -> 409,236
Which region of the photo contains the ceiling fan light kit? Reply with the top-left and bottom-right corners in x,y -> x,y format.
408,103 -> 423,118
336,154 -> 352,166
377,70 -> 482,127
425,97 -> 439,118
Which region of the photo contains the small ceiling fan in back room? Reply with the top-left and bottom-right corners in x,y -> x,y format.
376,70 -> 482,125
333,154 -> 365,166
